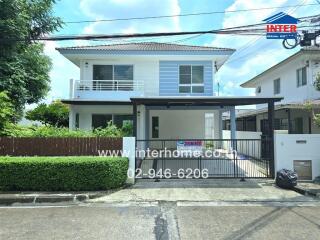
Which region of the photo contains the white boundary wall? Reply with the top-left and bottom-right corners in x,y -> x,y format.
275,134 -> 320,180
223,130 -> 262,159
122,137 -> 135,184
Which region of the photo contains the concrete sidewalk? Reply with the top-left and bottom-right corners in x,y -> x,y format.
89,179 -> 317,203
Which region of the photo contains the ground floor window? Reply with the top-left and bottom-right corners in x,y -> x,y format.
113,115 -> 133,128
92,114 -> 112,129
152,116 -> 159,138
75,113 -> 79,129
292,117 -> 303,134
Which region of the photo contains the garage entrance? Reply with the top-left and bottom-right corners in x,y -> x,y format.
131,96 -> 283,179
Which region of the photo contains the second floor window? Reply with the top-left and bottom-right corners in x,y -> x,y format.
179,65 -> 204,94
93,65 -> 133,90
273,78 -> 280,95
297,66 -> 307,87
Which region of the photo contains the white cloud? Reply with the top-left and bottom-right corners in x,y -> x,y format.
79,0 -> 181,34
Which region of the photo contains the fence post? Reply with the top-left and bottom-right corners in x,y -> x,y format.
123,137 -> 136,184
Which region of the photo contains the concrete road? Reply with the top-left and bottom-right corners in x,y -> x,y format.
0,202 -> 320,240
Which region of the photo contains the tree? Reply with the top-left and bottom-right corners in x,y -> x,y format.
306,73 -> 320,128
26,101 -> 69,127
0,91 -> 14,132
0,0 -> 62,119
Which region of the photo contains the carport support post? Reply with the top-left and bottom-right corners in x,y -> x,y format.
268,100 -> 275,178
133,103 -> 137,139
230,106 -> 237,150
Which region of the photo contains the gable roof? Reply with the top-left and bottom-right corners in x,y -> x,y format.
56,42 -> 235,52
263,12 -> 299,24
241,48 -> 320,88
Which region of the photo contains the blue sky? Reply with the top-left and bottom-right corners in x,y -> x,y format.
43,0 -> 319,102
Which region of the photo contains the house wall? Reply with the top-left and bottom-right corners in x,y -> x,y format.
275,133 -> 320,180
254,58 -> 320,108
159,61 -> 214,96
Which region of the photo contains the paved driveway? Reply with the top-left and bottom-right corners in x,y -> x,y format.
90,179 -> 315,203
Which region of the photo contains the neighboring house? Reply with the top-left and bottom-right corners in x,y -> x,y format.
225,48 -> 320,135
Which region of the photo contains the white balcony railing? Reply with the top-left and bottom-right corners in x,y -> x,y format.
74,80 -> 144,91
70,79 -> 144,100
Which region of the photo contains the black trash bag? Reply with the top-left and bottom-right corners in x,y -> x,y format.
276,169 -> 298,189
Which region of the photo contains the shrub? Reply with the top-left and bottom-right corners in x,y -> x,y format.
0,157 -> 128,191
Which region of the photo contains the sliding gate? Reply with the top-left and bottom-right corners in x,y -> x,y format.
135,139 -> 272,179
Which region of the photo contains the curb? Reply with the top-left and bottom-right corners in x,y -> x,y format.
0,192 -> 108,206
293,186 -> 320,198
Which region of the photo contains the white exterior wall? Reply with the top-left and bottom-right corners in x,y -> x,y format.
254,58 -> 320,108
71,105 -> 132,130
149,110 -> 217,139
275,133 -> 320,180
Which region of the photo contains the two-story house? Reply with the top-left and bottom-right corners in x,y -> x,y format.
57,42 -> 237,139
228,48 -> 320,135
58,42 -> 285,178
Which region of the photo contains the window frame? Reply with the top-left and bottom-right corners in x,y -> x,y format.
296,66 -> 307,87
92,64 -> 134,91
178,65 -> 205,94
273,78 -> 281,95
152,116 -> 159,139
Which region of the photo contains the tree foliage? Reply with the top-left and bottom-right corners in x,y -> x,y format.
26,100 -> 69,127
0,0 -> 62,119
0,91 -> 14,131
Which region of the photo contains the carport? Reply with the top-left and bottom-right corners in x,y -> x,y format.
131,96 -> 283,179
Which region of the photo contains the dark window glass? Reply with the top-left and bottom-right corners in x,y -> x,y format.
113,115 -> 133,128
114,65 -> 133,80
179,86 -> 191,93
93,65 -> 113,80
192,86 -> 204,93
192,66 -> 204,84
273,78 -> 280,95
152,116 -> 159,138
75,113 -> 79,129
297,67 -> 307,87
92,114 -> 112,129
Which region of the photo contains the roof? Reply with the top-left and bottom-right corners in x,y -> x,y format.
241,48 -> 320,88
56,42 -> 235,52
130,96 -> 283,106
233,99 -> 320,118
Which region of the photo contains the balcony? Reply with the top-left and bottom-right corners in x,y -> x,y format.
70,79 -> 144,101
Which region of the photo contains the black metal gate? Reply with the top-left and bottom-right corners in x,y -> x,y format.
135,139 -> 272,179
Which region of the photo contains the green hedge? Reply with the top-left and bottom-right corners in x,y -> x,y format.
0,157 -> 128,191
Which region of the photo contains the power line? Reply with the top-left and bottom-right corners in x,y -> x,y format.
64,3 -> 319,24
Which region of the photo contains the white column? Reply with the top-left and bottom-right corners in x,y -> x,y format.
69,105 -> 75,130
69,79 -> 74,99
213,110 -> 222,139
230,106 -> 237,140
123,137 -> 136,185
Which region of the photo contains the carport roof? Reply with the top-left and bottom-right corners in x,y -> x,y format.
130,96 -> 283,106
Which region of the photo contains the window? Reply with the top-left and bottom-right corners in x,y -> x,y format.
75,113 -> 79,129
297,66 -> 307,87
274,118 -> 288,130
273,78 -> 280,95
256,86 -> 261,94
92,114 -> 112,129
152,116 -> 159,138
93,65 -> 133,90
113,115 -> 133,128
179,65 -> 204,94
